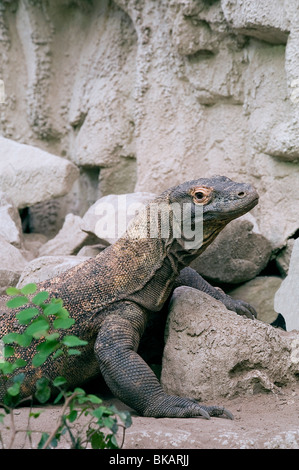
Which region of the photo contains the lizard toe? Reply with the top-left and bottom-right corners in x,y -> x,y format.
205,405 -> 234,420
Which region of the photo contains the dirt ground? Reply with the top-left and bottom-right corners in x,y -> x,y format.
1,383 -> 298,450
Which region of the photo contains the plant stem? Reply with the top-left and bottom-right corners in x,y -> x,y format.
41,391 -> 78,449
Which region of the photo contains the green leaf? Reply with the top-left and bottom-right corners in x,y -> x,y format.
6,287 -> 21,296
35,377 -> 51,403
90,430 -> 106,449
32,352 -> 48,367
53,317 -> 75,329
25,317 -> 49,338
6,296 -> 28,309
2,332 -> 19,344
86,394 -> 102,404
0,361 -> 15,374
21,283 -> 37,295
106,433 -> 119,449
7,382 -> 21,397
43,302 -> 64,316
14,358 -> 27,368
2,332 -> 32,347
54,307 -> 70,319
108,434 -> 119,449
53,390 -> 64,404
45,332 -> 60,342
38,432 -> 50,449
62,335 -> 88,348
52,376 -> 67,387
52,349 -> 64,360
67,349 -> 81,356
32,291 -> 49,306
6,373 -> 24,397
36,339 -> 59,354
13,372 -> 25,384
16,307 -> 40,325
117,410 -> 132,428
29,411 -> 42,419
4,345 -> 14,358
67,409 -> 78,423
92,406 -> 112,420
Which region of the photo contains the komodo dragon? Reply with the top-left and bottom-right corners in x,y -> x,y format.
0,176 -> 259,419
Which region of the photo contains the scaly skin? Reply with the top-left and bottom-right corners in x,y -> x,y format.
0,176 -> 259,419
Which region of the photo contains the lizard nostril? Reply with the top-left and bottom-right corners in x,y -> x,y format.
237,191 -> 246,198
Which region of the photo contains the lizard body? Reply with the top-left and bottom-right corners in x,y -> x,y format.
0,176 -> 259,419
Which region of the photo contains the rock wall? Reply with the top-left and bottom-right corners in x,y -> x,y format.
0,0 -> 299,249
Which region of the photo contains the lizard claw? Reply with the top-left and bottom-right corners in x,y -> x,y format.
205,405 -> 234,420
197,407 -> 211,420
223,297 -> 257,320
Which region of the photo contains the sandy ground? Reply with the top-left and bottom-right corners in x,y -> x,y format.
1,383 -> 298,450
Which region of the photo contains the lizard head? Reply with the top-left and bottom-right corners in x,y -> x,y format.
166,175 -> 259,254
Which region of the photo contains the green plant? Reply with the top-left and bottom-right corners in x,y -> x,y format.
0,283 -> 131,449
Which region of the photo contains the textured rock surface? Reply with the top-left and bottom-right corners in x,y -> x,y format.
161,287 -> 299,401
81,192 -> 156,245
274,238 -> 299,331
38,213 -> 89,257
17,255 -> 90,287
0,235 -> 28,294
0,137 -> 79,209
0,0 -> 298,248
0,191 -> 23,247
190,216 -> 272,284
276,238 -> 295,276
228,276 -> 282,325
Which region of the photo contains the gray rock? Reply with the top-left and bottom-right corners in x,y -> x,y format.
81,192 -> 156,245
76,244 -> 107,257
22,233 -> 49,260
0,191 -> 23,247
0,235 -> 28,294
17,255 -> 90,287
274,238 -> 299,331
190,216 -> 272,284
0,137 -> 79,209
228,276 -> 282,324
266,121 -> 299,161
276,239 -> 295,277
38,213 -> 91,257
161,287 -> 299,401
221,0 -> 289,44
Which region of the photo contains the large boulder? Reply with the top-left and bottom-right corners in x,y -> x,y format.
81,192 -> 156,245
190,215 -> 272,284
274,238 -> 299,331
0,137 -> 79,209
228,276 -> 282,325
38,214 -> 92,257
0,236 -> 28,294
17,255 -> 90,287
276,238 -> 295,277
0,191 -> 23,248
161,287 -> 299,401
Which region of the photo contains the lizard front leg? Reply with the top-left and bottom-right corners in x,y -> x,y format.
176,267 -> 257,319
94,301 -> 232,419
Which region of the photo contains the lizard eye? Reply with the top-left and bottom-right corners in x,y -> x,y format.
191,186 -> 212,205
194,191 -> 205,201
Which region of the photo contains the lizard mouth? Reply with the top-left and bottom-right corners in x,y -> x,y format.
214,192 -> 259,221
